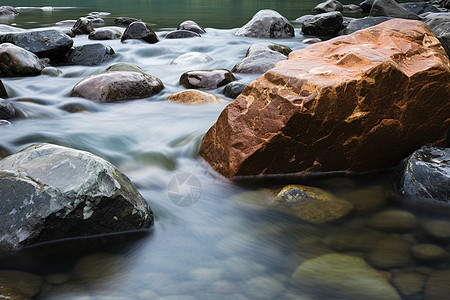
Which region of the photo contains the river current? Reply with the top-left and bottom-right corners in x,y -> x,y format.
0,2 -> 449,300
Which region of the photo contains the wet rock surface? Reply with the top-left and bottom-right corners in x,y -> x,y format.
168,90 -> 222,104
340,16 -> 392,35
165,30 -> 200,39
0,43 -> 43,76
0,29 -> 73,59
313,0 -> 344,13
199,19 -> 450,179
369,0 -> 421,19
235,9 -> 294,38
366,236 -> 413,269
0,98 -> 15,120
394,146 -> 450,203
121,21 -> 158,44
367,209 -> 419,233
114,17 -> 141,25
302,11 -> 344,36
180,69 -> 235,89
63,43 -> 115,66
177,20 -> 206,34
223,81 -> 247,99
70,17 -> 94,35
171,52 -> 213,65
0,143 -> 154,250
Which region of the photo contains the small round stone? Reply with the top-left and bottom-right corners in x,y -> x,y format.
366,209 -> 419,233
392,272 -> 425,296
168,90 -> 222,104
41,67 -> 62,77
366,236 -> 413,269
411,243 -> 448,262
423,220 -> 450,240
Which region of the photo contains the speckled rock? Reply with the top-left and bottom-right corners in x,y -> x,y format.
0,120 -> 11,127
232,42 -> 291,74
170,52 -> 213,65
63,43 -> 114,66
180,69 -> 235,89
177,20 -> 206,34
292,253 -> 400,300
235,9 -> 294,38
88,28 -> 121,40
0,99 -> 15,119
0,30 -> 73,59
394,146 -> 450,203
392,272 -> 426,296
273,185 -> 353,224
0,143 -> 153,250
425,270 -> 450,300
423,220 -> 450,240
369,0 -> 421,19
366,236 -> 413,269
168,90 -> 222,104
302,37 -> 322,44
223,81 -> 247,99
165,30 -> 200,39
121,21 -> 158,44
71,17 -> 94,35
0,270 -> 42,299
199,19 -> 450,179
0,43 -> 43,76
411,244 -> 448,261
360,0 -> 375,13
70,71 -> 163,102
313,0 -> 344,12
367,209 -> 419,233
302,11 -> 344,36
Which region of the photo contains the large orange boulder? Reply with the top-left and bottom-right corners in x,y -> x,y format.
199,19 -> 450,179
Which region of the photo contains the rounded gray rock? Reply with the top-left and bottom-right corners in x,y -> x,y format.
235,9 -> 294,38
302,11 -> 344,36
0,43 -> 43,77
180,69 -> 235,89
121,21 -> 158,44
88,28 -> 121,40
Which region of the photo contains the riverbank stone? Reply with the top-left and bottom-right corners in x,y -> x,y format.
88,28 -> 121,40
232,42 -> 291,74
400,2 -> 440,14
71,17 -> 94,35
411,244 -> 448,261
165,30 -> 200,39
302,11 -> 344,36
180,69 -> 235,89
223,81 -> 247,99
394,146 -> 450,203
360,0 -> 375,12
369,0 -> 421,19
63,43 -> 114,66
0,29 -> 73,59
366,236 -> 413,269
0,99 -> 15,119
0,143 -> 153,250
198,19 -> 450,179
0,43 -> 43,76
340,16 -> 391,35
0,270 -> 42,298
292,253 -> 400,300
171,52 -> 213,65
235,9 -> 294,38
273,185 -> 353,224
313,0 -> 344,13
367,209 -> 419,233
71,71 -> 164,102
168,90 -> 222,104
177,20 -> 206,34
121,21 -> 158,44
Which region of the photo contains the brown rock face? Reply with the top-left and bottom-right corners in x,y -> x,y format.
199,19 -> 450,179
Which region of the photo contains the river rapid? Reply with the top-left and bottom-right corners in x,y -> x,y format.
0,2 -> 449,300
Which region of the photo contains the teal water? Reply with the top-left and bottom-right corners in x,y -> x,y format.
0,1 -> 448,300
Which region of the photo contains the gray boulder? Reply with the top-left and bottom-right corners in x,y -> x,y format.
235,9 -> 294,38
0,6 -> 18,16
177,20 -> 206,34
0,43 -> 43,77
223,81 -> 247,99
443,0 -> 450,9
400,2 -> 440,15
63,43 -> 115,66
180,69 -> 235,89
302,11 -> 344,36
232,42 -> 291,74
0,99 -> 14,119
369,0 -> 421,19
71,70 -> 164,102
88,29 -> 121,40
394,146 -> 449,202
0,143 -> 154,250
165,30 -> 200,39
71,17 -> 94,35
121,21 -> 158,44
340,16 -> 392,35
0,29 -> 73,58
313,0 -> 344,13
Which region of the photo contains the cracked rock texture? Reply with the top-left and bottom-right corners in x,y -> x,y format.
199,19 -> 450,179
0,143 -> 153,250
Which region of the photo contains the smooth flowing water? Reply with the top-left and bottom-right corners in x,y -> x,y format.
0,1 -> 449,300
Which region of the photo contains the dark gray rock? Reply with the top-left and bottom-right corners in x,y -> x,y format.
121,21 -> 158,44
0,43 -> 43,76
293,15 -> 315,24
71,17 -> 94,35
177,20 -> 206,34
71,71 -> 164,102
235,9 -> 294,38
86,16 -> 105,25
64,44 -> 114,66
423,12 -> 450,37
394,146 -> 449,202
223,81 -> 247,99
88,29 -> 121,40
165,30 -> 200,39
180,69 -> 235,89
0,81 -> 7,98
313,0 -> 344,13
114,17 -> 141,25
439,33 -> 450,58
302,12 -> 344,36
343,4 -> 364,12
0,29 -> 73,59
0,6 -> 18,16
360,0 -> 375,13
232,42 -> 291,74
400,2 -> 440,14
0,99 -> 14,119
369,0 -> 421,20
170,52 -> 213,65
340,16 -> 392,35
0,143 -> 154,250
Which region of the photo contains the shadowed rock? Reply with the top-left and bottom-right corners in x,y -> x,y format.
63,43 -> 114,66
302,11 -> 344,36
121,21 -> 158,44
88,28 -> 121,40
165,30 -> 200,39
168,90 -> 222,104
235,9 -> 294,38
